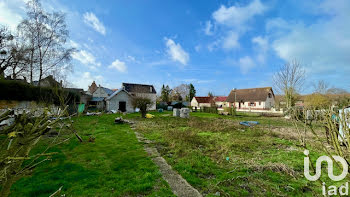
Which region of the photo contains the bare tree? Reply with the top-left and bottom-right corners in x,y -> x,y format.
0,26 -> 14,77
313,80 -> 329,94
0,26 -> 30,80
273,60 -> 306,109
171,84 -> 190,101
18,0 -> 74,84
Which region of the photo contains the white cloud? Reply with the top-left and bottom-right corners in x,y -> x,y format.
209,0 -> 267,50
252,36 -> 268,63
126,55 -> 136,62
69,40 -> 80,48
71,72 -> 104,90
271,0 -> 350,75
71,50 -> 101,69
108,59 -> 127,72
0,1 -> 24,30
83,12 -> 106,35
165,38 -> 189,65
222,31 -> 240,50
204,21 -> 213,35
265,18 -> 291,32
239,56 -> 256,74
212,0 -> 266,29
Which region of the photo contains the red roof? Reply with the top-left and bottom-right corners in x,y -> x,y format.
194,96 -> 213,103
214,96 -> 227,102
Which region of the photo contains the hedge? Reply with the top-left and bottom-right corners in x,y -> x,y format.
0,79 -> 80,105
200,106 -> 218,114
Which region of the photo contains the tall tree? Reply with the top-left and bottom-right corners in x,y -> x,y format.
189,83 -> 196,101
273,60 -> 305,109
160,84 -> 171,102
171,84 -> 190,101
313,80 -> 329,94
0,26 -> 29,79
0,26 -> 14,77
18,0 -> 74,84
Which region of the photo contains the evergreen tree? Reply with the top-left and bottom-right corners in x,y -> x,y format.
189,83 -> 196,101
160,84 -> 171,102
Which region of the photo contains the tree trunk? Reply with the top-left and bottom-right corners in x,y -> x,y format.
141,110 -> 146,118
30,48 -> 34,83
38,58 -> 43,86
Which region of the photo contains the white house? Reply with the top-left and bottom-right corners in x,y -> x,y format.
105,89 -> 134,112
226,87 -> 275,111
190,97 -> 213,110
122,83 -> 157,110
89,85 -> 115,110
214,96 -> 229,108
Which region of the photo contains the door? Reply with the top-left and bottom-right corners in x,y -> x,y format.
119,101 -> 126,112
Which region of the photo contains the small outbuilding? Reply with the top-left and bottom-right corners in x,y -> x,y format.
105,89 -> 134,113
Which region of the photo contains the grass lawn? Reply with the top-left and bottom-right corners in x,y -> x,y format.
8,114 -> 173,197
5,111 -> 344,196
129,111 -> 343,196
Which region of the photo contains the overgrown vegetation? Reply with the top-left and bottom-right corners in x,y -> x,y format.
132,111 -> 340,196
6,114 -> 173,196
132,97 -> 152,118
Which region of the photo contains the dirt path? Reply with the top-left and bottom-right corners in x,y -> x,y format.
133,130 -> 202,197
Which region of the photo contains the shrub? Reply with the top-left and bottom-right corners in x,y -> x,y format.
0,79 -> 80,105
132,96 -> 152,118
200,106 -> 218,114
173,102 -> 185,109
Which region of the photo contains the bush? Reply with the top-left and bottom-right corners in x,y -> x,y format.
0,79 -> 80,105
132,96 -> 152,118
200,106 -> 218,114
173,102 -> 185,109
156,102 -> 168,110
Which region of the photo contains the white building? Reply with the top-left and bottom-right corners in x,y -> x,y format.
190,97 -> 213,110
122,83 -> 157,110
226,87 -> 275,111
89,86 -> 115,110
106,89 -> 134,112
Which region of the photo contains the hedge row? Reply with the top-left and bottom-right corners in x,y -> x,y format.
200,106 -> 218,114
0,80 -> 80,105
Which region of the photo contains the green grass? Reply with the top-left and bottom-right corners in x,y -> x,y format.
9,114 -> 173,197
130,111 -> 343,196
5,111 -> 343,196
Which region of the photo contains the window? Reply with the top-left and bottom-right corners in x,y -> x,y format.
150,87 -> 152,92
250,102 -> 255,106
268,93 -> 272,98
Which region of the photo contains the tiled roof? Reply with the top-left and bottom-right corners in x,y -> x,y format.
91,97 -> 105,102
226,87 -> 274,102
102,87 -> 115,96
214,96 -> 227,102
122,83 -> 156,94
194,96 -> 213,103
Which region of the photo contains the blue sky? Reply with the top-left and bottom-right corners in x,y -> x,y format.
1,0 -> 350,95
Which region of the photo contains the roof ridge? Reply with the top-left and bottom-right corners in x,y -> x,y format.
232,87 -> 272,91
